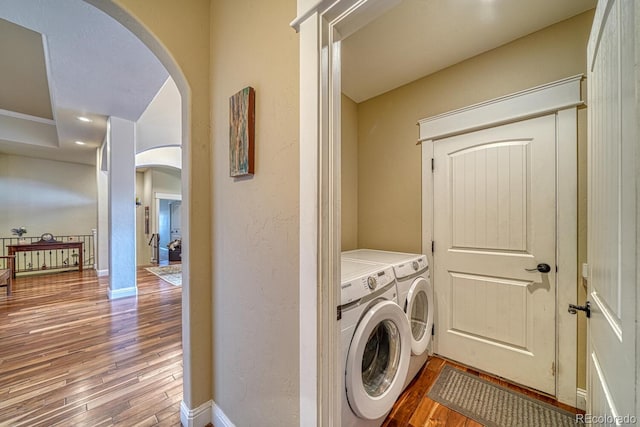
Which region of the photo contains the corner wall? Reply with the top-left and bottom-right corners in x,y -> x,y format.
210,0 -> 300,424
113,0 -> 212,411
0,154 -> 97,238
341,94 -> 358,250
355,10 -> 593,388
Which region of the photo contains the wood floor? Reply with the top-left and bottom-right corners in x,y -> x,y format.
383,356 -> 581,427
0,267 -> 183,426
1,267 -> 581,427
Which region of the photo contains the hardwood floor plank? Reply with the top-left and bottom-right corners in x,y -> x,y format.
116,392 -> 182,425
0,267 -> 183,426
155,402 -> 182,422
157,412 -> 182,426
444,408 -> 466,427
425,403 -> 449,426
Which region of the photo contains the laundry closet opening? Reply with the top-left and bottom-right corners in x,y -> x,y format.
334,1 -> 593,421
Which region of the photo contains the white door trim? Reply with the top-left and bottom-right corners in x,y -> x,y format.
293,1 -> 402,424
418,75 -> 584,142
420,75 -> 582,406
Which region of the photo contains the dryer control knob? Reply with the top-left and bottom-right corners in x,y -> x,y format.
412,261 -> 419,271
367,276 -> 377,290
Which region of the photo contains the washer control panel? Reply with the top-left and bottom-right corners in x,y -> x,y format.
394,255 -> 429,279
340,266 -> 395,305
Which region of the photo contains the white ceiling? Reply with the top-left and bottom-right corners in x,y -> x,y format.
0,0 -> 596,166
342,0 -> 596,103
0,0 -> 168,165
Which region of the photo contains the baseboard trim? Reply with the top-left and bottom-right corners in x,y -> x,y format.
576,388 -> 587,411
107,286 -> 137,299
212,401 -> 235,427
96,269 -> 109,277
180,400 -> 212,427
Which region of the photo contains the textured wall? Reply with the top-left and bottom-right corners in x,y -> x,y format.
113,0 -> 212,408
341,94 -> 359,251
0,154 -> 97,238
210,0 -> 300,424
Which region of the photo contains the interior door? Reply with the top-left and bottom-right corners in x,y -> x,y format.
434,115 -> 557,395
170,201 -> 182,241
586,0 -> 637,421
158,199 -> 170,262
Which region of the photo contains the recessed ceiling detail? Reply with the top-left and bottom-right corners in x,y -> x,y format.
0,0 -> 170,166
0,18 -> 53,120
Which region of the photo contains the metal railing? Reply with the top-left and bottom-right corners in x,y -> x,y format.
0,234 -> 95,275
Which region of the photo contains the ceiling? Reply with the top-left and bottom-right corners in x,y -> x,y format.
0,0 -> 168,165
342,0 -> 596,103
0,0 -> 596,166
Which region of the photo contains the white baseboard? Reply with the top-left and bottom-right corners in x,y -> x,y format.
212,401 -> 235,427
576,388 -> 587,411
180,400 -> 212,427
107,286 -> 137,299
96,269 -> 109,277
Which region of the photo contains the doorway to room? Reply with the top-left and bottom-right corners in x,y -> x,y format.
157,195 -> 182,265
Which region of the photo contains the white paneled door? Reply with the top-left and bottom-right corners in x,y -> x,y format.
434,115 -> 557,395
586,0 -> 637,422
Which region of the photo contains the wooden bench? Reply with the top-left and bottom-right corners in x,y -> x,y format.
0,255 -> 15,296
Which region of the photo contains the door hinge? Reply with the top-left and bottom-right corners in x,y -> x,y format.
568,301 -> 591,318
431,158 -> 435,172
432,324 -> 435,336
551,361 -> 556,377
431,241 -> 434,253
337,306 -> 342,321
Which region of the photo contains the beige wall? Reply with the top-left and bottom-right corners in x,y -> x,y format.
355,11 -> 593,387
210,0 -> 300,425
113,0 -> 212,409
151,167 -> 181,194
110,1 -> 301,422
0,154 -> 97,238
341,94 -> 358,250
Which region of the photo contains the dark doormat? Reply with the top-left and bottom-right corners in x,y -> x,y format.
427,365 -> 581,426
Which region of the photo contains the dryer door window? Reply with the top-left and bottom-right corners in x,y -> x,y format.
346,300 -> 410,420
406,277 -> 434,355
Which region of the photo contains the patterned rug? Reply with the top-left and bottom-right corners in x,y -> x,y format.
427,365 -> 580,426
145,264 -> 182,286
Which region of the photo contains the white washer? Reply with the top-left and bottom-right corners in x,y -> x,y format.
340,259 -> 411,427
342,250 -> 433,390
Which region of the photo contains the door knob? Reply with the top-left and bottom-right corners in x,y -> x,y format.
525,263 -> 551,273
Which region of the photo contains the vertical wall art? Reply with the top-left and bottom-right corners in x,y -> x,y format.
229,86 -> 255,177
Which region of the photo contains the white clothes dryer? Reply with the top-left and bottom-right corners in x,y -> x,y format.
340,259 -> 411,427
342,250 -> 433,390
